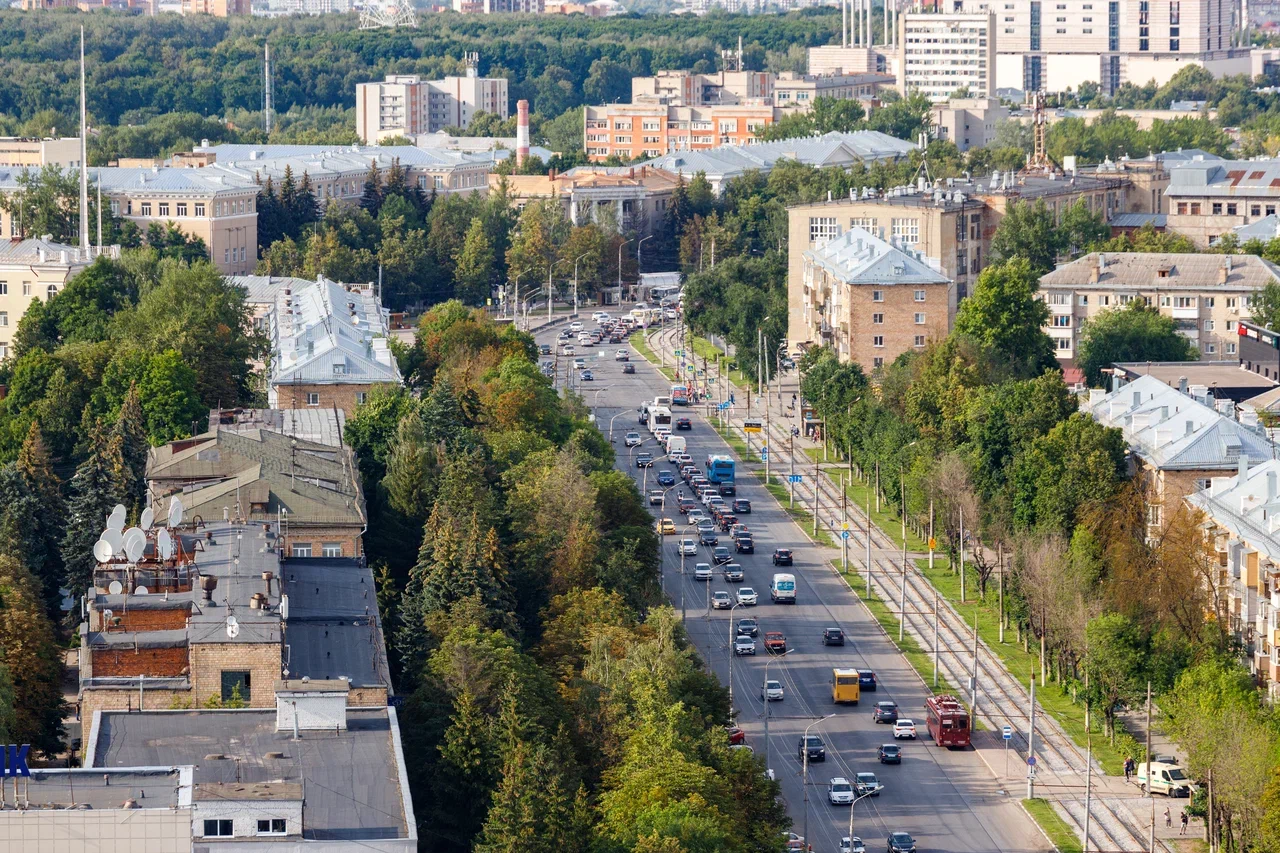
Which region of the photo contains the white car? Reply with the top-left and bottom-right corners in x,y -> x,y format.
562,345 -> 576,356
839,837 -> 866,853
615,349 -> 630,360
624,432 -> 642,447
828,777 -> 854,805
893,719 -> 917,739
569,321 -> 583,332
694,563 -> 712,581
737,587 -> 758,606
573,359 -> 587,370
712,590 -> 732,609
687,511 -> 707,526
734,635 -> 756,655
700,489 -> 719,506
593,312 -> 610,322
761,679 -> 784,701
679,538 -> 697,556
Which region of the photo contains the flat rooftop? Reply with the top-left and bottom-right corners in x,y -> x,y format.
17,768 -> 189,810
1114,361 -> 1278,391
187,521 -> 283,646
91,708 -> 408,841
282,559 -> 391,688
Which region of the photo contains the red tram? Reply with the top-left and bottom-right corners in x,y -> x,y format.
924,695 -> 971,748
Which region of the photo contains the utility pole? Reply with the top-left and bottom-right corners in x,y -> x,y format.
971,607 -> 979,720
1147,680 -> 1155,853
959,504 -> 966,603
1027,676 -> 1037,800
932,587 -> 939,687
998,543 -> 1005,643
812,456 -> 819,537
841,475 -> 848,572
928,500 -> 935,570
865,474 -> 872,598
1084,733 -> 1092,853
789,435 -> 795,507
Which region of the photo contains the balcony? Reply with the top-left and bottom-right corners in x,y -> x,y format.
1046,300 -> 1073,315
1171,305 -> 1200,320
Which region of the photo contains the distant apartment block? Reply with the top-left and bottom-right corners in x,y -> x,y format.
930,97 -> 1010,152
182,0 -> 250,13
584,102 -> 777,162
1037,252 -> 1276,361
254,0 -> 355,15
0,238 -> 120,360
630,69 -> 890,111
0,136 -> 82,168
451,0 -> 542,11
898,11 -> 997,103
952,0 -> 1248,95
355,62 -> 509,143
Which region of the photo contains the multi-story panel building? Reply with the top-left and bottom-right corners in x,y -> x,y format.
797,225 -> 954,370
930,97 -> 1011,151
1037,251 -> 1277,361
955,0 -> 1248,94
584,103 -> 778,162
0,238 -> 120,359
1163,157 -> 1280,247
897,11 -> 998,102
355,64 -> 509,142
629,69 -> 890,111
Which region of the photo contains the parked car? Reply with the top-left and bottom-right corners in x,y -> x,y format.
712,591 -> 732,610
859,670 -> 878,691
676,417 -> 692,430
822,627 -> 846,646
887,833 -> 917,853
679,538 -> 698,556
893,720 -> 917,739
872,702 -> 899,724
763,631 -> 787,653
853,772 -> 883,797
734,635 -> 757,655
827,777 -> 854,805
736,587 -> 758,606
736,617 -> 759,637
878,744 -> 902,765
733,499 -> 752,514
736,536 -> 755,554
721,563 -> 744,582
761,679 -> 784,701
773,548 -> 793,566
694,563 -> 712,581
797,735 -> 826,762
725,726 -> 746,745
657,470 -> 676,487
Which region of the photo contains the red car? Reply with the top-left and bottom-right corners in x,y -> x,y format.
764,632 -> 787,654
725,726 -> 746,745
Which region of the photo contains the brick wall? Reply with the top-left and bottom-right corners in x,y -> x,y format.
80,687 -> 193,729
281,525 -> 364,560
349,686 -> 388,707
91,646 -> 188,678
275,382 -> 397,419
92,607 -> 190,632
189,642 -> 282,708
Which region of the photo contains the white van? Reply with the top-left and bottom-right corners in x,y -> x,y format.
666,435 -> 687,457
771,573 -> 796,603
1136,762 -> 1195,797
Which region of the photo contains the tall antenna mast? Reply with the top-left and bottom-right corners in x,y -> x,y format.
79,26 -> 89,254
96,175 -> 102,255
263,43 -> 274,135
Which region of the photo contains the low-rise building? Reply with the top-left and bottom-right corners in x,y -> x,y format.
0,238 -> 120,359
930,97 -> 1010,152
1037,252 -> 1278,362
795,225 -> 953,370
1164,157 -> 1280,248
1240,319 -> 1280,382
355,62 -> 510,143
182,0 -> 250,13
1185,460 -> 1280,699
494,165 -> 680,236
628,68 -> 890,111
1080,373 -> 1277,537
1112,360 -> 1278,404
0,136 -> 82,168
267,276 -> 402,416
585,102 -> 778,162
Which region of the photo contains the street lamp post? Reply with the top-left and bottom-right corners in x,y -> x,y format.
802,715 -> 835,853
572,252 -> 591,317
608,410 -> 628,442
762,648 -> 793,778
726,601 -> 742,716
679,520 -> 697,621
638,233 -> 654,279
548,258 -> 567,325
618,238 -> 633,301
846,789 -> 878,851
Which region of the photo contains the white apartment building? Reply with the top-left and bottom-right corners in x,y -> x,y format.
0,238 -> 120,360
898,11 -> 998,103
955,0 -> 1248,94
1037,251 -> 1277,361
355,65 -> 509,143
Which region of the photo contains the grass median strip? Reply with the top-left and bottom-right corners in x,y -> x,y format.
630,331 -> 677,382
1022,798 -> 1083,853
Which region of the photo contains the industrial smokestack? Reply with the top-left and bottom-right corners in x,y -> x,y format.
516,100 -> 530,168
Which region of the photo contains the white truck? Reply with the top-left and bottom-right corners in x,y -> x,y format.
666,435 -> 687,457
770,573 -> 796,604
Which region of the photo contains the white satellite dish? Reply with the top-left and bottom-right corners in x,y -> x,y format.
140,507 -> 154,529
226,615 -> 240,639
102,609 -> 113,623
103,529 -> 124,553
135,585 -> 149,596
280,594 -> 289,621
93,540 -> 113,563
157,528 -> 173,560
108,504 -> 127,532
124,526 -> 145,546
125,535 -> 145,563
108,580 -> 123,595
170,498 -> 184,528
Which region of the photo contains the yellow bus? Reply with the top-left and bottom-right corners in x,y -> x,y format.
832,668 -> 861,705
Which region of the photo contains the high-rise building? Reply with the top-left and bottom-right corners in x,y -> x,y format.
953,0 -> 1248,95
355,61 -> 509,143
897,11 -> 998,103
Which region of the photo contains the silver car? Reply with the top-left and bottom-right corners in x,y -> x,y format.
734,635 -> 756,655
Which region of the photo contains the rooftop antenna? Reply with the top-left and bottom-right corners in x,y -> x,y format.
1025,90 -> 1056,173
78,26 -> 89,255
263,43 -> 274,136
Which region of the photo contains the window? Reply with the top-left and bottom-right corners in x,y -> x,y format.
1204,319 -> 1215,331
891,217 -> 919,244
1227,342 -> 1237,354
914,335 -> 926,347
1175,296 -> 1194,308
1228,297 -> 1239,308
322,543 -> 342,558
914,313 -> 926,324
292,544 -> 313,558
332,363 -> 347,375
872,290 -> 884,302
258,819 -> 287,835
1227,320 -> 1236,331
873,357 -> 884,368
0,343 -> 8,360
0,312 -> 7,327
1205,297 -> 1215,307
914,290 -> 926,302
1160,296 -> 1171,306
356,392 -> 367,405
177,203 -> 187,217
46,285 -> 57,298
0,282 -> 6,296
1146,504 -> 1161,527
158,203 -> 170,217
1052,315 -> 1071,327
809,217 -> 839,242
434,175 -> 445,190
195,203 -> 205,217
873,336 -> 884,348
1253,205 -> 1263,217
204,820 -> 234,837
1190,203 -> 1201,215
306,392 -> 319,406
1228,203 -> 1238,216
1269,205 -> 1278,217
970,213 -> 981,240
1205,343 -> 1216,354
220,671 -> 250,703
140,202 -> 152,216
1098,295 -> 1110,306
21,282 -> 29,296
872,313 -> 884,324
1079,295 -> 1089,306
1213,203 -> 1223,215
1055,337 -> 1071,351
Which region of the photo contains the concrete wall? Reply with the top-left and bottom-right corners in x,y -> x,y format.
0,807 -> 192,853
192,798 -> 303,840
189,642 -> 282,708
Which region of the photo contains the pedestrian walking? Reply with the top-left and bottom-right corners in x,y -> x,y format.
1180,811 -> 1189,835
1164,807 -> 1171,828
1124,756 -> 1134,782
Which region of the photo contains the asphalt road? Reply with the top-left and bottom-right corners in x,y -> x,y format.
538,323 -> 1047,853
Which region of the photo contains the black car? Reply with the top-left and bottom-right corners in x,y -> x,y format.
732,499 -> 751,514
712,545 -> 732,564
718,481 -> 736,496
623,364 -> 636,374
798,735 -> 826,763
736,536 -> 755,554
736,617 -> 758,637
676,417 -> 692,430
657,471 -> 676,487
635,453 -> 654,468
887,833 -> 917,853
539,344 -> 551,355
822,627 -> 845,646
859,669 -> 878,691
878,744 -> 902,765
872,702 -> 898,724
772,548 -> 793,566
699,530 -> 719,546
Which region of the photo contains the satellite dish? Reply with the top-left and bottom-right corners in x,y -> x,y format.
108,504 -> 127,532
93,540 -> 113,563
140,507 -> 154,529
226,615 -> 240,639
170,498 -> 184,528
157,528 -> 173,560
134,585 -> 149,596
103,529 -> 124,553
108,580 -> 123,595
280,594 -> 289,621
102,609 -> 114,623
125,535 -> 145,563
125,526 -> 145,546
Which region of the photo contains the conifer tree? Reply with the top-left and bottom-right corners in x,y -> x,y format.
0,554 -> 65,755
62,421 -> 125,597
114,383 -> 150,515
14,422 -> 64,613
360,162 -> 383,215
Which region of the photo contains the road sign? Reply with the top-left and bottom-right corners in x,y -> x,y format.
928,537 -> 937,551
1027,756 -> 1037,766
718,402 -> 731,411
787,475 -> 803,484
841,530 -> 851,540
842,522 -> 849,530
761,449 -> 768,462
1002,725 -> 1013,740
675,349 -> 684,356
743,419 -> 762,433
